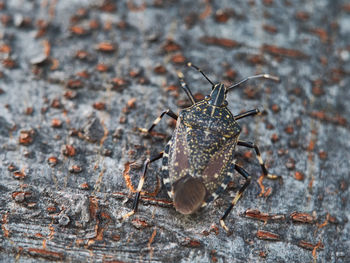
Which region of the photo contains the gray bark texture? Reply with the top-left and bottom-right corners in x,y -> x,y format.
0,0 -> 349,262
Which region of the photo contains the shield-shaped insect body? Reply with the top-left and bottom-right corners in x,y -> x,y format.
123,63 -> 281,232
162,98 -> 241,214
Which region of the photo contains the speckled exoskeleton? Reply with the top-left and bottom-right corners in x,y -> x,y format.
123,63 -> 281,231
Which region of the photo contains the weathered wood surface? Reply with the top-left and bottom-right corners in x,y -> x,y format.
0,0 -> 349,262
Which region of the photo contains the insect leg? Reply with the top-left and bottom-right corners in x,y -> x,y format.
122,152 -> 163,219
237,140 -> 281,181
139,109 -> 178,133
234,109 -> 260,120
177,71 -> 196,105
220,164 -> 251,232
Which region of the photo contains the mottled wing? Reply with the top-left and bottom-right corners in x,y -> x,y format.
163,119 -> 207,214
161,119 -> 191,198
168,121 -> 191,185
201,137 -> 237,204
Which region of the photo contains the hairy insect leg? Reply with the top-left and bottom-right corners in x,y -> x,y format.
234,109 -> 260,120
122,152 -> 164,219
177,72 -> 196,105
220,164 -> 251,232
138,109 -> 178,133
237,140 -> 281,181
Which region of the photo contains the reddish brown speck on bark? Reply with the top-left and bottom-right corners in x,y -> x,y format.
290,212 -> 315,223
69,165 -> 82,173
154,65 -> 167,74
224,68 -> 237,81
93,102 -> 106,111
2,58 -> 16,68
51,98 -> 61,108
8,164 -> 17,172
19,129 -> 35,145
27,248 -> 64,260
70,25 -> 88,35
180,237 -> 202,247
214,10 -> 230,23
75,50 -> 90,60
162,39 -> 181,52
284,125 -> 294,134
263,24 -> 278,34
66,79 -> 83,89
99,1 -> 116,12
309,28 -> 328,43
47,156 -> 58,167
0,44 -> 11,53
131,218 -> 151,229
64,91 -> 77,100
96,63 -> 109,72
271,133 -> 279,143
210,249 -> 218,262
25,107 -> 34,115
46,206 -> 57,213
295,11 -> 310,21
13,171 -> 26,179
171,53 -> 186,64
62,145 -> 76,157
256,230 -> 280,241
247,54 -> 265,65
2,212 -> 10,237
51,119 -> 62,128
294,171 -> 304,181
245,209 -> 285,222
262,44 -> 308,59
318,151 -> 327,160
200,37 -> 240,48
271,104 -> 280,113
96,42 -> 116,52
79,182 -> 89,190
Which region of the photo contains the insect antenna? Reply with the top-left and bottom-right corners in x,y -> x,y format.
226,74 -> 280,93
187,62 -> 214,86
177,71 -> 196,105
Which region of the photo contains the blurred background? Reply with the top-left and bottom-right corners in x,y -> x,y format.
0,0 -> 349,262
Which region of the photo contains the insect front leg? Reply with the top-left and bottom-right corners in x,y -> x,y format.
220,164 -> 251,232
122,152 -> 163,219
234,109 -> 260,120
237,140 -> 281,181
138,109 -> 178,133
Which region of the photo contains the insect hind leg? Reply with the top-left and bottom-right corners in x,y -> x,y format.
122,152 -> 163,219
237,140 -> 281,181
237,140 -> 281,197
220,164 -> 251,232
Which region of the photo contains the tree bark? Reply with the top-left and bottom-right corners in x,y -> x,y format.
0,0 -> 349,262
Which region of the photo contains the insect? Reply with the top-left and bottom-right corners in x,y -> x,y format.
123,62 -> 281,231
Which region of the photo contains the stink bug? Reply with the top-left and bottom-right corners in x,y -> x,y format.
123,62 -> 281,231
